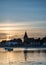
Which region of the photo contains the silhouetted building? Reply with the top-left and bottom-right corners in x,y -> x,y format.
41,37 -> 46,46
0,32 -> 46,48
23,32 -> 28,44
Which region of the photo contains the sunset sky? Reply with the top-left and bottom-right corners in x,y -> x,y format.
0,0 -> 46,41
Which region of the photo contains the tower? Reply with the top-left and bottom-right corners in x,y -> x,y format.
24,32 -> 28,43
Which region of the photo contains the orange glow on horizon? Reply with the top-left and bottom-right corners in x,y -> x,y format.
0,22 -> 46,41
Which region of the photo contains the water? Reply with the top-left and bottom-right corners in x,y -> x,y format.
0,48 -> 46,65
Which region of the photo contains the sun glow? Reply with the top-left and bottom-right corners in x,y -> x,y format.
0,23 -> 15,40
4,27 -> 12,31
0,23 -> 14,30
0,22 -> 46,41
6,34 -> 13,41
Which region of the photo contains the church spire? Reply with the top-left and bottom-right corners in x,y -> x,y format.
24,32 -> 28,39
24,32 -> 28,43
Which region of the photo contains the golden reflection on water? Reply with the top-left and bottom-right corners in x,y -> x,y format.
0,48 -> 46,65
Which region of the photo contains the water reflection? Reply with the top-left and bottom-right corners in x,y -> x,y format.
0,48 -> 46,65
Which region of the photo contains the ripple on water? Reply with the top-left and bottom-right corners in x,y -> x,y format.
0,62 -> 45,65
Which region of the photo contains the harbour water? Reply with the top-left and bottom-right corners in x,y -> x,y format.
0,48 -> 46,65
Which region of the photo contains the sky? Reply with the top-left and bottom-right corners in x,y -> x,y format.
0,0 -> 46,41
